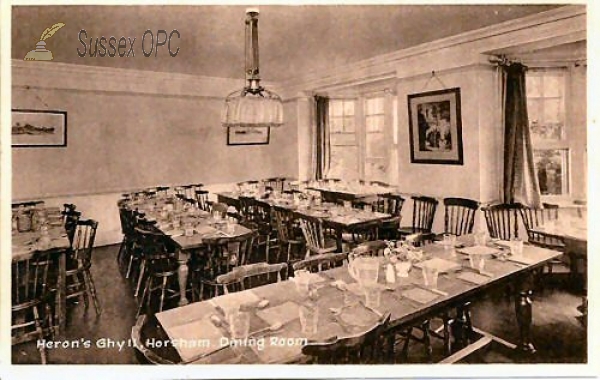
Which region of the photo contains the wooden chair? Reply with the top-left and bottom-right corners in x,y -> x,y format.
302,312 -> 392,364
374,193 -> 405,239
61,204 -> 80,244
155,186 -> 170,197
190,230 -> 258,301
343,218 -> 382,248
117,206 -> 136,276
292,252 -> 348,273
216,262 -> 288,295
237,196 -> 255,224
135,227 -> 180,317
272,205 -> 304,264
398,196 -> 439,239
481,203 -> 523,240
443,197 -> 479,236
262,177 -> 286,193
195,189 -> 210,212
12,249 -> 58,364
65,219 -> 102,316
519,203 -> 567,278
295,213 -> 338,258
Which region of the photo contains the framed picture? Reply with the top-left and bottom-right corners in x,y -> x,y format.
227,126 -> 270,146
407,88 -> 463,165
12,109 -> 67,147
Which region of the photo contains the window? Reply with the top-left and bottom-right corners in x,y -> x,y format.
526,68 -> 569,196
364,97 -> 386,181
328,99 -> 359,179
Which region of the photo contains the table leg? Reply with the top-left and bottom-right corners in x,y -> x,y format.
177,250 -> 190,306
514,274 -> 536,354
335,227 -> 343,252
57,250 -> 66,334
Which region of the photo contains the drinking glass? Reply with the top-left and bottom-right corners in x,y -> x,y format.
226,221 -> 236,234
422,266 -> 439,289
364,285 -> 381,308
443,233 -> 456,249
299,303 -> 319,335
229,311 -> 251,339
294,270 -> 311,296
469,254 -> 486,271
510,239 -> 524,257
474,231 -> 487,246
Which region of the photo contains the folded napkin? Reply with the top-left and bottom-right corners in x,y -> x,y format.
210,290 -> 260,314
256,301 -> 300,327
456,271 -> 489,285
166,318 -> 224,362
402,287 -> 439,304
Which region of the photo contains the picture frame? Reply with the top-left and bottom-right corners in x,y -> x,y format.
227,126 -> 270,146
407,88 -> 463,165
12,109 -> 67,147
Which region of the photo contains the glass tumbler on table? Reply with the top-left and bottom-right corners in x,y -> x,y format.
229,311 -> 250,339
299,303 -> 319,335
363,284 -> 381,309
422,266 -> 439,289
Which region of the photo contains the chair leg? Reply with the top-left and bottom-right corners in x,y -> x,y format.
422,320 -> 433,362
159,277 -> 168,313
134,260 -> 146,297
136,277 -> 151,318
84,269 -> 102,315
33,306 -> 48,364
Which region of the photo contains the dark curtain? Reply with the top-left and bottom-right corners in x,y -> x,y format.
502,63 -> 541,208
314,96 -> 330,180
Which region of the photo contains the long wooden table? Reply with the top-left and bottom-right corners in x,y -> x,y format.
133,238 -> 561,364
122,198 -> 254,306
216,192 -> 391,251
12,228 -> 70,335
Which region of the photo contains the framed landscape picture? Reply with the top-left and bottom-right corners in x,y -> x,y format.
227,126 -> 270,146
12,109 -> 67,147
407,88 -> 463,165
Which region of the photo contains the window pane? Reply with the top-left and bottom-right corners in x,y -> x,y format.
366,97 -> 384,115
330,146 -> 359,180
343,116 -> 355,132
534,149 -> 568,195
330,117 -> 343,133
330,132 -> 356,146
366,132 -> 385,158
330,101 -> 343,117
343,100 -> 355,116
526,75 -> 542,98
544,75 -> 564,97
366,115 -> 384,132
543,98 -> 563,124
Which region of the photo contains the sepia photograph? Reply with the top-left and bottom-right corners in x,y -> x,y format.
7,2 -> 590,375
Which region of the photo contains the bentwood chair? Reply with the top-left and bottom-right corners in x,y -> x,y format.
135,228 -> 179,317
215,262 -> 288,295
443,197 -> 480,236
195,189 -> 210,212
302,313 -> 392,364
190,230 -> 258,301
398,196 -> 439,240
65,219 -> 102,316
12,249 -> 58,364
292,252 -> 348,273
295,213 -> 338,258
272,205 -> 304,264
481,203 -> 523,240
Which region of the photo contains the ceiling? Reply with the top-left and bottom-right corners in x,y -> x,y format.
13,5 -> 566,82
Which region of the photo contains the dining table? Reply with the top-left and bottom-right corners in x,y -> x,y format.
12,226 -> 70,335
120,197 -> 254,306
216,192 -> 391,251
306,181 -> 393,202
132,236 -> 562,364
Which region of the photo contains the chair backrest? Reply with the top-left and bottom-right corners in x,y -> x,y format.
251,198 -> 273,227
262,177 -> 285,193
272,206 -> 296,243
12,249 -> 58,306
296,213 -> 327,254
519,203 -> 563,247
71,219 -> 99,268
293,252 -> 348,273
202,230 -> 258,277
195,190 -> 210,212
350,240 -> 387,259
375,193 -> 405,216
411,196 -> 439,232
302,312 -> 391,364
443,197 -> 479,236
216,262 -> 288,294
237,196 -> 255,224
134,226 -> 178,274
155,186 -> 170,197
63,208 -> 82,244
118,206 -> 135,237
211,202 -> 229,218
481,203 -> 523,240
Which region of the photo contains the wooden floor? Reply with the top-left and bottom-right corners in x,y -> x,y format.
12,244 -> 587,364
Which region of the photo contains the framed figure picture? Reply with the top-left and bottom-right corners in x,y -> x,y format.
227,126 -> 270,146
407,88 -> 463,165
12,109 -> 67,147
